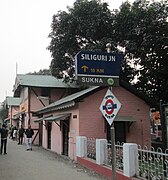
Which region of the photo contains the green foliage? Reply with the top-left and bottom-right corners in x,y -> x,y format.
47,0 -> 116,79
116,0 -> 168,103
28,69 -> 51,75
48,0 -> 168,106
0,104 -> 8,121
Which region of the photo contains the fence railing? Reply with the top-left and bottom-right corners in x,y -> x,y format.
77,136 -> 168,179
87,138 -> 124,171
137,145 -> 168,180
106,141 -> 124,171
87,137 -> 96,160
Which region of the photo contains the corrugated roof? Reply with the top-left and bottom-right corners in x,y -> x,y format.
5,96 -> 21,106
36,86 -> 99,114
34,113 -> 71,123
13,74 -> 79,92
34,117 -> 44,123
45,113 -> 71,122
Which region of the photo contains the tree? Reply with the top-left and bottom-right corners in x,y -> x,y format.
115,0 -> 168,103
0,103 -> 8,123
47,0 -> 116,80
47,0 -> 168,106
28,68 -> 51,75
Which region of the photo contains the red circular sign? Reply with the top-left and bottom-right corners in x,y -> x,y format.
105,99 -> 114,115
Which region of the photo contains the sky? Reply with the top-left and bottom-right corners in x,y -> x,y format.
0,0 -> 133,103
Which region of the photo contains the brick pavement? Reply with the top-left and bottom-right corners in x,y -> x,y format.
0,138 -> 107,180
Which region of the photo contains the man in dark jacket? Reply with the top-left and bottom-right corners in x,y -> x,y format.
0,124 -> 8,155
18,124 -> 25,145
25,124 -> 34,151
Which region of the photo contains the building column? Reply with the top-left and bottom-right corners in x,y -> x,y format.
123,143 -> 139,177
76,136 -> 87,157
96,139 -> 107,165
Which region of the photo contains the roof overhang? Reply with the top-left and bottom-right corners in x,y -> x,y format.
13,112 -> 25,120
115,116 -> 136,122
34,113 -> 71,123
35,86 -> 100,115
45,113 -> 71,122
34,117 -> 44,123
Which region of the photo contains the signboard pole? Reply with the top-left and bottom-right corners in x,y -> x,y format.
107,43 -> 116,180
109,86 -> 116,180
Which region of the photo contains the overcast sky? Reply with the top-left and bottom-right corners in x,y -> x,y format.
0,0 -> 133,103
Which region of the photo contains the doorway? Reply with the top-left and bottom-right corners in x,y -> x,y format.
39,122 -> 43,146
61,119 -> 70,156
114,122 -> 126,143
47,122 -> 52,149
106,121 -> 126,143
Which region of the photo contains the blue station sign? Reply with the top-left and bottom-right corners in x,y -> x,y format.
75,51 -> 123,86
75,51 -> 123,76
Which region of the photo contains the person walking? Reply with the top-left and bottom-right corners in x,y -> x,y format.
18,125 -> 25,145
13,126 -> 17,141
9,125 -> 13,139
25,124 -> 34,151
0,124 -> 8,155
10,125 -> 14,140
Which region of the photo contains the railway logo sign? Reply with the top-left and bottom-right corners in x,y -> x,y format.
100,89 -> 121,126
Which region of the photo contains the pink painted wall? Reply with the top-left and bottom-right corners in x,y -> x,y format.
79,91 -> 106,138
50,122 -> 62,154
50,88 -> 68,102
42,122 -> 47,149
42,114 -> 63,151
19,87 -> 69,145
114,87 -> 151,146
78,87 -> 151,147
68,108 -> 79,160
41,108 -> 79,160
29,88 -> 47,145
9,106 -> 19,126
38,86 -> 151,160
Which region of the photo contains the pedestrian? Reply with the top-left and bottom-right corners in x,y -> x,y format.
18,125 -> 25,145
25,124 -> 34,151
10,125 -> 14,140
0,124 -> 8,155
13,126 -> 17,141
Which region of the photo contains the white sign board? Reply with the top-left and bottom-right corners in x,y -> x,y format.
100,89 -> 121,126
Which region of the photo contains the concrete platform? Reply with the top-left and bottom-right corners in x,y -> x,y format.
0,138 -> 107,180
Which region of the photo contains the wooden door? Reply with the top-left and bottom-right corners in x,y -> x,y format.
47,122 -> 52,149
62,120 -> 69,156
39,122 -> 43,146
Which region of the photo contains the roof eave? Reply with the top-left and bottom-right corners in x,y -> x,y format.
36,101 -> 76,115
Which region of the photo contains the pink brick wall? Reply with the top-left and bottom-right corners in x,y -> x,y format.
9,106 -> 20,126
79,89 -> 106,138
79,87 -> 151,146
36,85 -> 151,160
